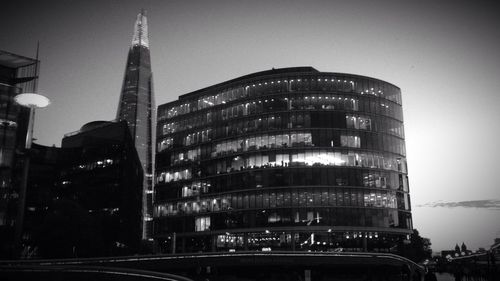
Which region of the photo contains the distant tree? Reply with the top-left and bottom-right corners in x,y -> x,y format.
398,229 -> 432,263
461,242 -> 467,253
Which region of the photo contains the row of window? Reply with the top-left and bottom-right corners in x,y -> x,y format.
157,230 -> 410,253
214,230 -> 393,251
183,129 -> 211,146
160,75 -> 401,120
160,131 -> 406,166
290,95 -> 359,112
157,150 -> 407,184
160,94 -> 402,136
290,95 -> 402,119
157,168 -> 192,183
172,147 -> 202,164
69,158 -> 116,172
208,150 -> 406,175
212,132 -> 312,157
179,181 -> 211,197
218,94 -> 361,121
207,131 -> 404,158
211,150 -> 406,176
158,113 -> 405,152
154,188 -> 407,218
154,207 -> 412,234
156,168 -> 409,201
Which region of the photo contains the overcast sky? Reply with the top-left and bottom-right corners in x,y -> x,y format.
2,0 -> 499,251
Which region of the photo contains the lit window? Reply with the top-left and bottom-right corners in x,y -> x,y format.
340,135 -> 361,148
195,216 -> 211,231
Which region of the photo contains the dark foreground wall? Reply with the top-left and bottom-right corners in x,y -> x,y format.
0,265 -> 192,281
1,251 -> 425,281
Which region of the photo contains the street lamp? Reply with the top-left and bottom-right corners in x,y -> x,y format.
14,93 -> 50,148
13,92 -> 50,257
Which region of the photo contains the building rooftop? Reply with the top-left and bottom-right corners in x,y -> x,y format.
178,67 -> 319,100
0,50 -> 38,68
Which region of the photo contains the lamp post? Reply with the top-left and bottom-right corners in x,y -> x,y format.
14,93 -> 50,148
13,93 -> 50,257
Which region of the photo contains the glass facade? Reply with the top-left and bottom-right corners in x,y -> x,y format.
116,11 -> 155,239
154,67 -> 412,254
0,50 -> 38,258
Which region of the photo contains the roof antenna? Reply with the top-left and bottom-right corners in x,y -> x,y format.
34,41 -> 40,92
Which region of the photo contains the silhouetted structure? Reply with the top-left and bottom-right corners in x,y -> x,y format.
116,10 -> 155,239
0,50 -> 38,258
448,240 -> 499,281
21,121 -> 143,258
154,67 -> 412,253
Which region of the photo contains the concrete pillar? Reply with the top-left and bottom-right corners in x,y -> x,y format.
171,232 -> 176,254
211,234 -> 217,252
305,269 -> 311,281
244,233 -> 249,251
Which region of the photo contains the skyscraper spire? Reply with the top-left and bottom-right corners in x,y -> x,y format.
131,9 -> 149,48
117,10 -> 155,239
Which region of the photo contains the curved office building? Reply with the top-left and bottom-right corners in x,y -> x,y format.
154,67 -> 412,253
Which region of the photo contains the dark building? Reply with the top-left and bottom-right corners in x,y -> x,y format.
0,50 -> 38,258
154,67 -> 412,254
21,143 -> 59,258
116,10 -> 155,239
21,121 -> 143,258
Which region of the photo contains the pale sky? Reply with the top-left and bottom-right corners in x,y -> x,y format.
2,0 -> 499,251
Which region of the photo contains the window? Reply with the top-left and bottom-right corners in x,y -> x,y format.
359,117 -> 371,130
346,115 -> 371,130
340,135 -> 361,148
158,137 -> 173,152
163,122 -> 177,134
157,168 -> 192,183
181,181 -> 210,197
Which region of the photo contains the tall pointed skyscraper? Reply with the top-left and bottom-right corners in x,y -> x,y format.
117,9 -> 155,239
